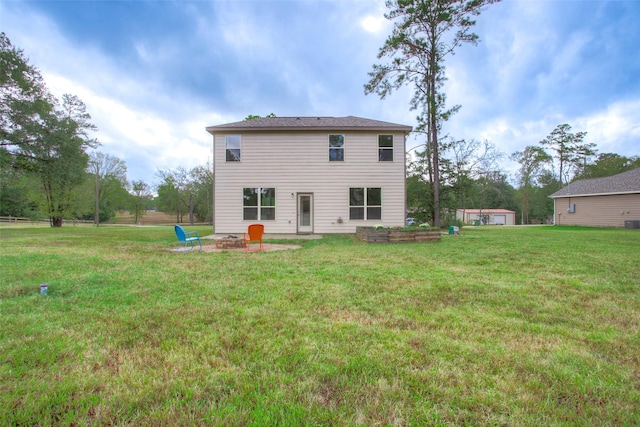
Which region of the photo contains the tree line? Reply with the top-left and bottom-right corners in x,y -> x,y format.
1,33 -> 213,226
406,126 -> 639,226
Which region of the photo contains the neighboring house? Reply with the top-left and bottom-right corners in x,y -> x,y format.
456,209 -> 516,226
205,116 -> 412,234
549,168 -> 640,227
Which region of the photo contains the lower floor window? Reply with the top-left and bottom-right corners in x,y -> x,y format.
243,187 -> 275,221
349,187 -> 381,220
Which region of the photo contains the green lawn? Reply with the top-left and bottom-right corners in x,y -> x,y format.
1,225 -> 638,426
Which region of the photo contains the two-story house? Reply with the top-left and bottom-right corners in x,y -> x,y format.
205,116 -> 413,234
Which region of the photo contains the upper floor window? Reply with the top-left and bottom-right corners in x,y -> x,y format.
329,134 -> 344,161
226,135 -> 241,162
378,135 -> 393,161
349,187 -> 381,220
243,187 -> 276,221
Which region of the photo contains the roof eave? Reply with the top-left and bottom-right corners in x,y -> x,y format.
550,190 -> 640,199
206,126 -> 413,134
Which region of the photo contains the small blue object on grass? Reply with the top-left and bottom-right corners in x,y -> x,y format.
174,224 -> 202,251
40,283 -> 48,294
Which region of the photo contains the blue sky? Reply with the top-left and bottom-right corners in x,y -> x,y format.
2,0 -> 639,185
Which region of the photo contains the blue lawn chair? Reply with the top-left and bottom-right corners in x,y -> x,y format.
174,224 -> 202,251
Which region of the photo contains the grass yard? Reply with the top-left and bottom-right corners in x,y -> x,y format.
1,225 -> 639,426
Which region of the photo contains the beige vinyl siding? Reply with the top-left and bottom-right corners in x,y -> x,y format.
554,193 -> 640,227
212,131 -> 406,234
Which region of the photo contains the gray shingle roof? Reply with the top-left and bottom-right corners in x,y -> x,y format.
550,168 -> 640,198
206,116 -> 412,133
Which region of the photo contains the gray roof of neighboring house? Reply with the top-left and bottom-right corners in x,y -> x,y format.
206,116 -> 413,133
550,168 -> 640,198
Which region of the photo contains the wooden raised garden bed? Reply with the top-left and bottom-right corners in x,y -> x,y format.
356,227 -> 441,243
356,227 -> 389,243
414,229 -> 441,242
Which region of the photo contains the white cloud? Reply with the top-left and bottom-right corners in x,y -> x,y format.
360,15 -> 386,34
576,99 -> 640,156
447,96 -> 640,182
41,68 -> 217,183
1,2 -> 233,183
2,0 -> 638,187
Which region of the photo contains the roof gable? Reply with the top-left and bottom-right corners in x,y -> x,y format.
206,116 -> 412,133
550,168 -> 640,198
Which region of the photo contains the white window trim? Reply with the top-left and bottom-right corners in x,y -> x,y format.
378,134 -> 393,162
243,187 -> 276,221
329,134 -> 345,162
349,187 -> 382,220
225,135 -> 241,162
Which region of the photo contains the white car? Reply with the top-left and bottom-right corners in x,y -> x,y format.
406,217 -> 415,226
